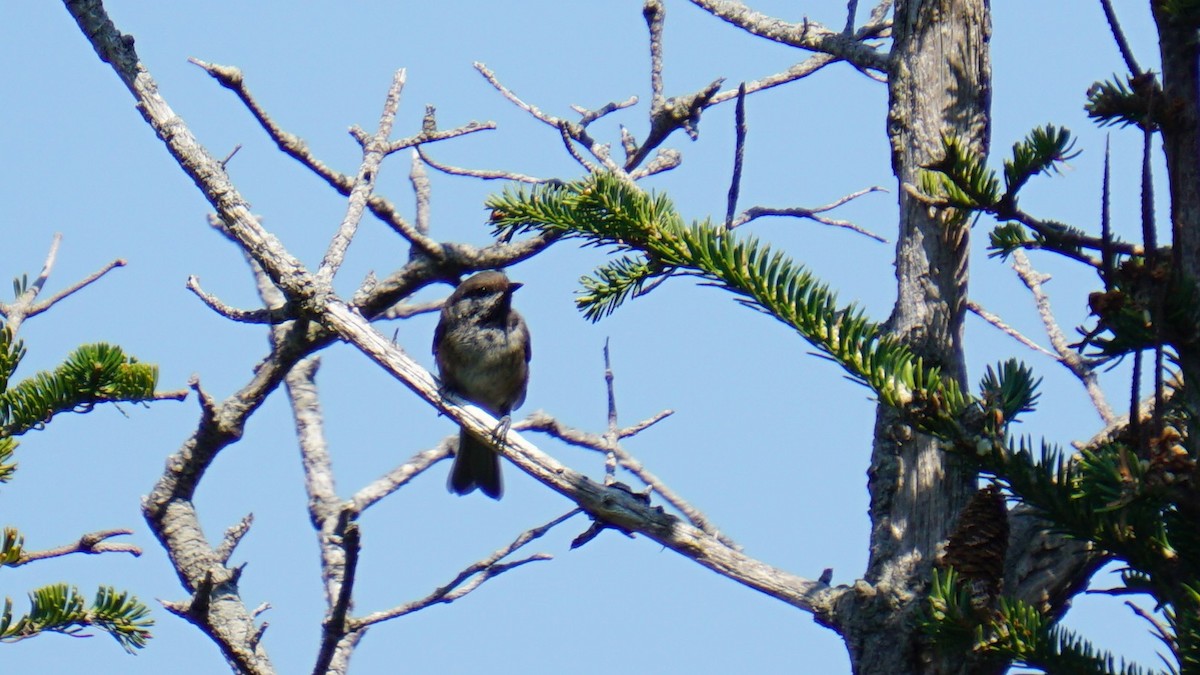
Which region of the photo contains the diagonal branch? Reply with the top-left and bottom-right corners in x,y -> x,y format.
349,441 -> 453,515
316,68 -> 407,286
1010,251 -> 1114,424
1099,0 -> 1142,77
966,300 -> 1056,359
349,509 -> 579,630
708,52 -> 840,104
687,0 -> 891,73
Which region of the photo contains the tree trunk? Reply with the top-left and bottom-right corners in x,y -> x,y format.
840,1 -> 992,672
1154,5 -> 1200,455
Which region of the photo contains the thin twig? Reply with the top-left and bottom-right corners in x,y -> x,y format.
618,409 -> 675,438
350,510 -> 579,630
730,186 -> 888,242
709,52 -> 839,104
187,276 -> 285,323
409,150 -> 432,236
215,514 -> 254,566
475,62 -> 626,176
516,411 -> 737,550
1141,123 -> 1165,434
380,298 -> 443,321
12,529 -> 140,565
416,147 -> 547,183
219,144 -> 243,168
1123,599 -> 1175,651
1099,0 -> 1142,77
1011,251 -> 1114,423
20,233 -> 63,312
629,149 -> 683,180
557,125 -> 601,173
1101,136 -> 1115,289
1141,125 -> 1158,257
33,234 -> 63,289
384,121 -> 496,155
2,234 -> 127,332
3,231 -> 61,326
966,300 -> 1056,358
574,95 -> 640,127
348,441 -> 455,515
602,340 -> 621,481
312,522 -> 359,675
317,69 -> 408,286
725,83 -> 748,229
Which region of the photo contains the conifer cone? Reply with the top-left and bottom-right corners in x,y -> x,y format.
941,484 -> 1009,614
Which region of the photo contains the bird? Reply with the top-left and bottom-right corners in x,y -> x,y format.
433,270 -> 530,499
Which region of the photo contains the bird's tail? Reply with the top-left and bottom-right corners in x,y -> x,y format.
448,429 -> 503,499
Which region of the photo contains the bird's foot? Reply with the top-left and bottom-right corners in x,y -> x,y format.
490,415 -> 512,447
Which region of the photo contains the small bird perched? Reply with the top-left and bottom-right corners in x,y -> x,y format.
433,270 -> 530,499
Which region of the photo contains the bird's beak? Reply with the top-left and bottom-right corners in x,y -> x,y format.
508,281 -> 524,292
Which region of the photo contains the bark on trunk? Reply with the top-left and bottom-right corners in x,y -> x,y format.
1153,5 -> 1200,454
840,1 -> 992,672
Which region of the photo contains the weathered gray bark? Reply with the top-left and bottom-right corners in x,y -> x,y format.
841,1 -> 992,672
1154,5 -> 1200,454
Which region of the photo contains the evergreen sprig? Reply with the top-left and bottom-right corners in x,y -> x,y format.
1173,583 -> 1200,672
0,437 -> 15,484
922,567 -> 982,649
0,527 -> 22,565
920,127 -> 1100,262
977,359 -> 1041,435
920,134 -> 1000,209
988,222 -> 1039,259
0,343 -> 158,437
0,321 -> 162,654
578,254 -> 663,321
970,434 -> 1175,573
487,173 -> 968,421
1003,125 -> 1079,198
924,569 -> 1153,675
0,584 -> 153,653
1086,76 -> 1156,129
0,327 -> 25,394
918,126 -> 1080,215
986,219 -> 1092,263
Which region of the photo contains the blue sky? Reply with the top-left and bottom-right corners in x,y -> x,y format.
0,1 -> 1169,673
